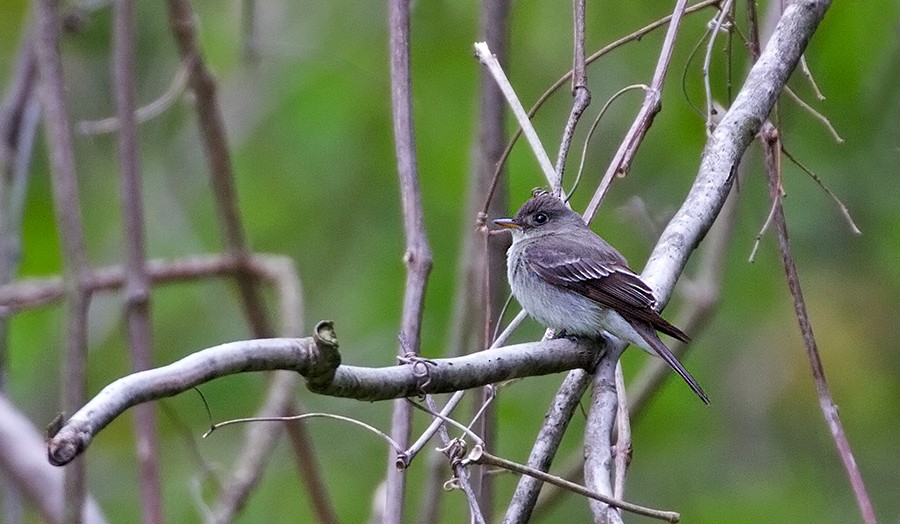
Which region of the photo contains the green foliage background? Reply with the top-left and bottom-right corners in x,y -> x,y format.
2,1 -> 899,522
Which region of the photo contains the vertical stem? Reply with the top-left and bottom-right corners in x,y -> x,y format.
385,0 -> 433,522
1,22 -> 38,390
583,344 -> 625,524
553,0 -> 591,191
467,0 -> 511,518
583,0 -> 689,222
0,23 -> 39,524
33,0 -> 92,521
762,126 -> 876,524
165,0 -> 273,338
503,369 -> 592,524
166,3 -> 334,521
112,1 -> 163,522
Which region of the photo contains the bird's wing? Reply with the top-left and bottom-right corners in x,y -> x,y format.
523,236 -> 689,342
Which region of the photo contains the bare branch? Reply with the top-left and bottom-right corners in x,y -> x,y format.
502,369 -> 592,524
583,344 -> 626,523
583,0 -> 691,222
474,42 -> 558,192
761,123 -> 876,524
0,253 -> 290,314
553,0 -> 591,193
469,447 -> 678,522
612,362 -> 631,500
34,0 -> 94,518
78,60 -> 189,135
46,326 -> 603,467
165,0 -> 273,338
384,0 -> 434,520
112,0 -> 163,520
642,0 -> 833,302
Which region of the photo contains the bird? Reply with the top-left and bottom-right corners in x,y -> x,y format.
493,193 -> 708,404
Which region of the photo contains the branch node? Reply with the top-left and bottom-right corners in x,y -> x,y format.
47,418 -> 92,467
306,320 -> 341,390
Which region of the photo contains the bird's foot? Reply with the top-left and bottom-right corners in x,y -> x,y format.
552,329 -> 580,342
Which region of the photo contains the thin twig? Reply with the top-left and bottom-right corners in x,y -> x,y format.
553,0 -> 591,195
570,84 -> 647,199
703,0 -> 734,135
583,0 -> 691,222
798,54 -> 826,100
384,1 -> 433,521
407,399 -> 485,447
480,0 -> 720,217
745,0 -> 761,59
613,362 -> 631,500
749,181 -> 781,263
165,0 -> 273,338
680,23 -> 714,119
780,145 -> 860,234
761,123 -> 876,524
113,0 -> 163,520
34,1 -> 94,520
474,42 -> 558,193
78,59 -> 190,135
206,413 -> 404,454
470,447 -> 679,522
782,85 -> 843,143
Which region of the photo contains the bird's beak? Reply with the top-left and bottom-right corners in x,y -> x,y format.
492,218 -> 521,229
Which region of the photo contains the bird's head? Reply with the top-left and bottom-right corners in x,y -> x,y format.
493,194 -> 587,240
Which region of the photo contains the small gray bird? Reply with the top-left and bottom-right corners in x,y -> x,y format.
494,193 -> 708,404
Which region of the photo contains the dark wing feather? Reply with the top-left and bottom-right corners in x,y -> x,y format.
524,235 -> 689,342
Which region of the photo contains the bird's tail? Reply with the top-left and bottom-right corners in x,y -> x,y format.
630,321 -> 709,404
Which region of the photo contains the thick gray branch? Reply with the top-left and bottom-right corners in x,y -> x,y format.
47,325 -> 600,467
643,0 -> 832,298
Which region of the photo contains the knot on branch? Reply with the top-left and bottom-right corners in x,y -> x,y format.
305,320 -> 341,391
397,353 -> 437,397
47,417 -> 92,467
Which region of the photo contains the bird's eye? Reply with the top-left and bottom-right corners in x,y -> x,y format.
533,213 -> 549,224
